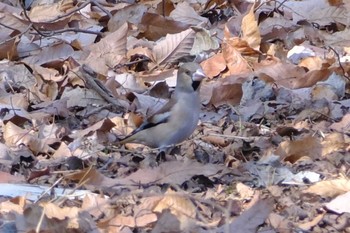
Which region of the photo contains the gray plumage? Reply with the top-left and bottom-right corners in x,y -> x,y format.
118,62 -> 205,149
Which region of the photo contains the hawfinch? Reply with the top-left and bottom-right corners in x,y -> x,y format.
118,62 -> 205,149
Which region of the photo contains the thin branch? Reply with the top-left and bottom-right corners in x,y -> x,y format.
79,64 -> 128,111
90,0 -> 113,19
43,1 -> 91,23
328,46 -> 350,81
20,1 -> 103,37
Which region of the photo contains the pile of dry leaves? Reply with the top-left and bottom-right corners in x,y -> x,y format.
0,0 -> 349,232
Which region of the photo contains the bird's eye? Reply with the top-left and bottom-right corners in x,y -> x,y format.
185,70 -> 191,75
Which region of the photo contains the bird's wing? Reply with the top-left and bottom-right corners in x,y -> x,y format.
147,97 -> 176,123
118,97 -> 176,144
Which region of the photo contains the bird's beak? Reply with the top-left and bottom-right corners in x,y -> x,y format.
192,68 -> 206,81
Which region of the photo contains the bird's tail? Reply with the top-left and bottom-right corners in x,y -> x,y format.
115,133 -> 137,145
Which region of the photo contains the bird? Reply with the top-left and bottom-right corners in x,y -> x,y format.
117,62 -> 206,150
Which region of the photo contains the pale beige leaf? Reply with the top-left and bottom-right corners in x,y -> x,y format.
220,198 -> 273,233
23,43 -> 75,65
308,6 -> 348,26
169,2 -> 209,26
4,122 -> 54,154
241,3 -> 261,51
84,23 -> 128,74
154,191 -> 196,218
28,0 -> 75,22
200,53 -> 226,79
190,27 -> 220,55
152,28 -> 195,66
325,191 -> 350,214
304,178 -> 350,198
275,135 -> 322,163
322,28 -> 350,47
110,160 -> 225,186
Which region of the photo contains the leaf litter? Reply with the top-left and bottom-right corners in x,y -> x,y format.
0,0 -> 349,232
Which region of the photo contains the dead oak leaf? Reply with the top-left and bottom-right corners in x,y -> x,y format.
275,135 -> 322,163
152,28 -> 195,67
110,160 -> 226,187
241,2 -> 261,51
304,178 -> 350,198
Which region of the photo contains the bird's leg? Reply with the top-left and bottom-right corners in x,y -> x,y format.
156,150 -> 166,163
156,145 -> 176,163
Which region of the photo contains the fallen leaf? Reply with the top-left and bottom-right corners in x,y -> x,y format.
304,178 -> 350,198
275,135 -> 322,162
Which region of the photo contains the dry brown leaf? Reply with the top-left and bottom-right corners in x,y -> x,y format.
152,28 -> 195,66
52,142 -> 72,159
308,6 -> 348,26
275,135 -> 322,162
0,37 -> 19,60
103,211 -> 157,228
236,182 -> 255,200
191,27 -> 220,55
3,121 -> 54,154
154,191 -> 196,218
201,78 -> 243,106
64,167 -> 116,188
311,84 -> 338,101
0,93 -> 29,110
151,210 -> 182,232
31,74 -> 58,102
108,4 -> 148,32
28,0 -> 75,21
16,202 -> 95,232
139,12 -> 190,41
0,197 -> 25,215
110,160 -> 225,186
323,28 -> 350,47
43,202 -> 79,220
294,69 -> 331,89
201,53 -> 226,79
60,86 -> 107,108
222,38 -> 253,76
297,213 -> 325,231
221,197 -> 273,233
0,171 -> 25,183
268,213 -> 290,232
299,56 -> 324,71
253,61 -> 307,89
304,178 -> 350,198
84,23 -> 128,74
32,65 -> 64,82
294,104 -> 330,123
138,68 -> 176,82
169,2 -> 209,26
241,2 -> 261,51
201,135 -> 228,147
0,12 -> 28,33
321,132 -> 348,156
325,191 -> 350,214
24,43 -> 75,66
31,98 -> 70,118
113,72 -> 147,93
330,113 -> 350,133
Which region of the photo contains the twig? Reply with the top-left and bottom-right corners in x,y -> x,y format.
328,46 -> 350,81
42,1 -> 91,23
20,1 -> 103,37
90,0 -> 113,19
35,209 -> 45,233
208,133 -> 260,140
79,64 -> 128,110
33,28 -> 102,36
34,177 -> 64,203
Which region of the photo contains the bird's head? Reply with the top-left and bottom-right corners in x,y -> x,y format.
177,62 -> 206,93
